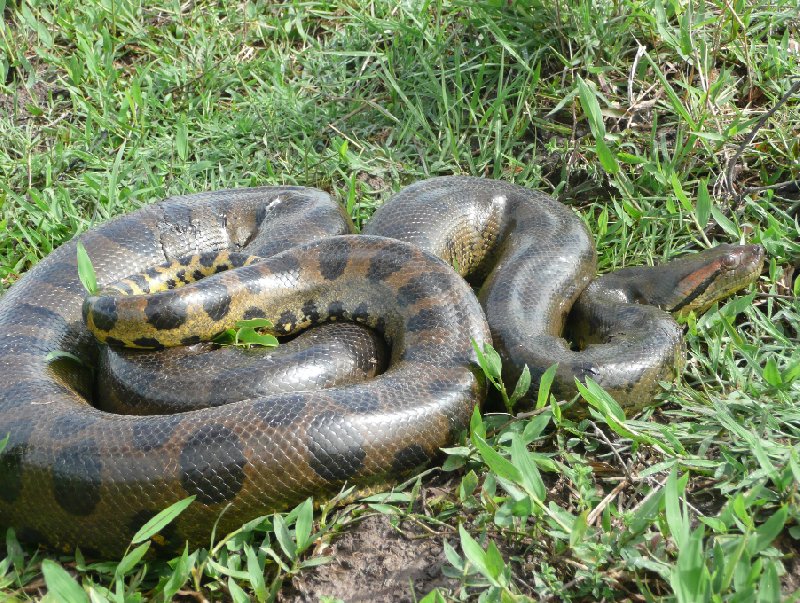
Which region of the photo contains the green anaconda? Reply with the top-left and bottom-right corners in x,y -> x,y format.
0,176 -> 763,555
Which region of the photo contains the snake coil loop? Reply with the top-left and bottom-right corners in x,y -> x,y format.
0,177 -> 763,555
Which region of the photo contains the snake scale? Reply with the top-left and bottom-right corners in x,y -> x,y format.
0,176 -> 763,556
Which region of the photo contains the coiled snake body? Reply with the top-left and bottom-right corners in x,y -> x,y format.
0,177 -> 763,555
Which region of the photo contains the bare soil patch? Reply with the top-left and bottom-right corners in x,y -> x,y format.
281,513 -> 458,602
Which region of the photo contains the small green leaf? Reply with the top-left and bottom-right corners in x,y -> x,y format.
443,539 -> 464,571
762,357 -> 783,387
522,412 -> 552,442
751,506 -> 787,555
758,560 -> 780,603
298,555 -> 334,569
459,470 -> 479,501
665,469 -> 689,550
472,433 -> 521,484
471,339 -> 491,380
510,434 -> 545,500
76,242 -> 97,294
536,364 -> 558,409
419,589 -> 447,603
115,542 -> 150,578
509,364 -> 531,405
45,350 -> 85,366
696,179 -> 711,227
235,328 -> 279,347
212,328 -> 237,344
483,344 -> 503,381
273,513 -> 297,560
575,378 -> 626,423
245,544 -> 268,603
577,77 -> 619,174
235,318 -> 274,329
227,577 -> 250,603
595,137 -> 620,174
672,525 -> 708,603
162,544 -> 193,601
670,173 -> 693,214
458,524 -> 490,582
41,560 -> 88,603
176,116 -> 188,162
576,77 -> 605,137
294,498 -> 314,553
484,540 -> 506,585
0,433 -> 9,454
469,404 -> 486,439
131,496 -> 195,544
710,205 -> 740,237
569,511 -> 589,550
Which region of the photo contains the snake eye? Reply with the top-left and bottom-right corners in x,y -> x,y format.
721,253 -> 740,269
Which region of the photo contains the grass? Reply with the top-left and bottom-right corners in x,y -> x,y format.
1,0 -> 799,600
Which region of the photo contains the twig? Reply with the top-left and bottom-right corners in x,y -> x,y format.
743,180 -> 800,197
586,479 -> 630,526
590,420 -> 630,475
724,77 -> 800,196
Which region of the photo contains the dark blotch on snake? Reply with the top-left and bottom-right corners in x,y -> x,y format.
406,307 -> 448,332
6,303 -> 68,332
0,419 -> 34,503
397,272 -> 452,307
352,302 -> 370,323
243,306 -> 266,320
132,337 -> 165,350
127,273 -> 150,293
199,252 -> 217,268
193,269 -> 205,281
179,424 -> 246,505
302,300 -> 320,323
424,379 -> 457,397
131,416 -> 182,452
306,411 -> 366,481
90,296 -> 118,332
391,444 -> 430,473
230,254 -> 249,268
52,441 -> 103,516
318,239 -> 350,281
3,379 -> 70,404
144,294 -> 188,330
50,414 -> 96,439
268,253 -> 301,275
16,527 -> 47,549
202,286 -> 232,322
278,310 -> 298,330
327,301 -> 346,320
105,336 -> 126,348
181,335 -> 202,346
366,245 -> 416,282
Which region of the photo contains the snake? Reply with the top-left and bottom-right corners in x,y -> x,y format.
0,176 -> 763,556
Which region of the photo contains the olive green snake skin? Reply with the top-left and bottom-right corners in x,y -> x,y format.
0,176 -> 763,555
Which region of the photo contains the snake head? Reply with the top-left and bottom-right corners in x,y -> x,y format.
667,244 -> 765,316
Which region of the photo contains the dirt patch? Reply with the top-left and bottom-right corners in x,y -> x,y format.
281,513 -> 458,602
